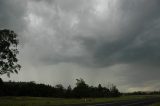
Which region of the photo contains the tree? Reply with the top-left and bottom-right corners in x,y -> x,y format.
55,84 -> 65,97
73,78 -> 89,98
109,85 -> 121,97
65,85 -> 72,98
0,29 -> 21,77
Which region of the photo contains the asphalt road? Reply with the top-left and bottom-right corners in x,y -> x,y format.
83,98 -> 160,106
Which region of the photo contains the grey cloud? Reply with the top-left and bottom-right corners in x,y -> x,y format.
0,0 -> 27,32
29,0 -> 160,67
118,64 -> 160,91
75,0 -> 160,67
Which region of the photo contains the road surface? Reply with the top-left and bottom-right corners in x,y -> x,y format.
82,97 -> 160,106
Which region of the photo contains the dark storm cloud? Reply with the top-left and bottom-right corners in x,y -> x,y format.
0,0 -> 27,32
23,0 -> 160,68
1,0 -> 160,67
75,0 -> 160,67
39,0 -> 160,68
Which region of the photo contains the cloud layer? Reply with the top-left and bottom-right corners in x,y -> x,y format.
1,0 -> 160,92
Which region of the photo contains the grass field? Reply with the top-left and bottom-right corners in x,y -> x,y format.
150,102 -> 160,106
0,95 -> 159,106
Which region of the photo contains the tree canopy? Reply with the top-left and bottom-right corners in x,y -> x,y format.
0,78 -> 121,98
0,29 -> 21,77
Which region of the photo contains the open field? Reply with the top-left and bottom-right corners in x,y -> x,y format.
150,102 -> 160,106
0,95 -> 159,106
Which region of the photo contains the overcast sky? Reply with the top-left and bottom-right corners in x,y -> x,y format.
1,0 -> 160,92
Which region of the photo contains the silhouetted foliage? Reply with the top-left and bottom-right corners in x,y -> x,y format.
124,91 -> 160,96
0,78 -> 121,98
73,78 -> 90,98
65,85 -> 73,98
0,29 -> 21,77
0,78 -> 4,96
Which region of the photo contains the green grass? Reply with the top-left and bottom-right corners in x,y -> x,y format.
150,102 -> 160,106
0,95 -> 159,106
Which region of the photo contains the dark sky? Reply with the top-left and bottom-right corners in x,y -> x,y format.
1,0 -> 160,92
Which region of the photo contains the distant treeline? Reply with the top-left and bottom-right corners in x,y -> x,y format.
0,78 -> 121,98
124,91 -> 160,95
